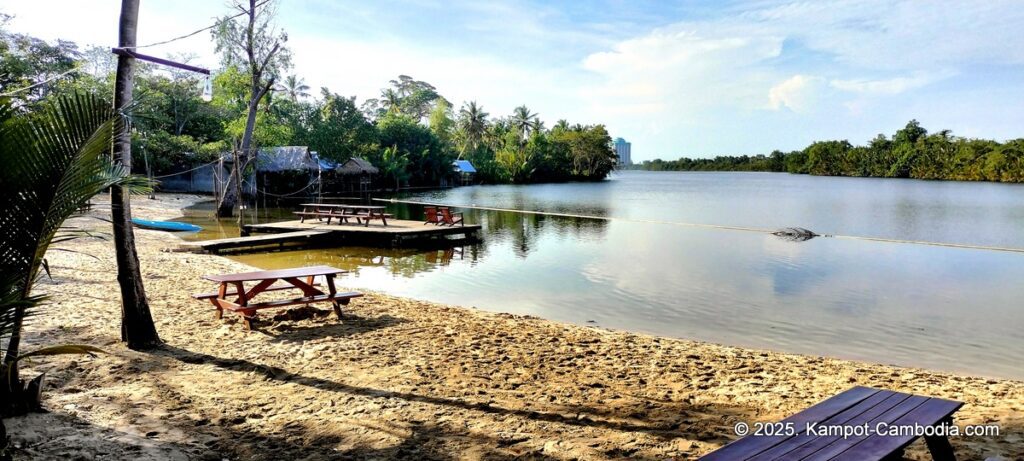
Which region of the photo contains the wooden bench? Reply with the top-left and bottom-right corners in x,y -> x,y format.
293,210 -> 354,224
297,204 -> 391,227
193,265 -> 363,330
700,386 -> 963,460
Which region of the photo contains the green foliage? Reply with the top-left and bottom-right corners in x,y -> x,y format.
224,110 -> 293,147
378,145 -> 410,189
377,112 -> 450,186
635,120 -> 1024,183
0,93 -> 151,415
804,140 -> 852,176
362,75 -> 445,121
0,15 -> 80,109
428,99 -> 455,147
296,89 -> 378,163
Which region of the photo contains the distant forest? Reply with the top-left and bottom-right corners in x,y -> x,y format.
630,121 -> 1024,183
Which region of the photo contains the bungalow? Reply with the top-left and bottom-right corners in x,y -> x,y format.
334,157 -> 379,193
256,146 -> 333,196
452,159 -> 477,186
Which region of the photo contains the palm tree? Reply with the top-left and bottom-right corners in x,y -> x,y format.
458,101 -> 489,153
528,118 -> 545,135
280,75 -> 310,102
381,88 -> 402,115
379,145 -> 410,190
0,93 -> 150,418
511,105 -> 537,139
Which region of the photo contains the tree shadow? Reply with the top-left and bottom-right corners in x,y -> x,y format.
263,310 -> 408,343
154,344 -> 749,441
5,411 -> 201,460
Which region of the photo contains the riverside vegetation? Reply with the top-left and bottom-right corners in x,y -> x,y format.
0,13 -> 617,188
633,120 -> 1024,183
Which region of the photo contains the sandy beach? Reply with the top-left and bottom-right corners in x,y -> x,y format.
5,194 -> 1023,460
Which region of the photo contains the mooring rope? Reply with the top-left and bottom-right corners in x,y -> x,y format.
374,198 -> 1024,254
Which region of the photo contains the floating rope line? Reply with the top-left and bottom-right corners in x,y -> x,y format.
375,198 -> 1024,254
830,235 -> 1024,254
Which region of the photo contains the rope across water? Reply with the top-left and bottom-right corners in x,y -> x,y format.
374,198 -> 1024,254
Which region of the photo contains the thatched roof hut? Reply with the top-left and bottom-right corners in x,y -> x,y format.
257,146 -> 334,172
337,157 -> 379,175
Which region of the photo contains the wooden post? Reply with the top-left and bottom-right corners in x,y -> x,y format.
112,0 -> 161,349
326,274 -> 342,319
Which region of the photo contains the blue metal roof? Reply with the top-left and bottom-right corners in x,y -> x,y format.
453,160 -> 477,173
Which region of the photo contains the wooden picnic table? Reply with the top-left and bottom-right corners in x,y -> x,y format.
193,265 -> 362,330
700,386 -> 963,460
295,203 -> 389,227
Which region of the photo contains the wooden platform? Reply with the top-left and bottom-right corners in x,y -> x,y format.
181,230 -> 330,254
183,219 -> 481,254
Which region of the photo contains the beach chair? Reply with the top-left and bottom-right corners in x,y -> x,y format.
423,206 -> 441,225
438,207 -> 464,226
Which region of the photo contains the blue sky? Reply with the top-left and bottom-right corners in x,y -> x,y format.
4,0 -> 1024,161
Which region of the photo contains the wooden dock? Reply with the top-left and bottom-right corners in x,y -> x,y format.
182,219 -> 481,254
180,230 -> 330,254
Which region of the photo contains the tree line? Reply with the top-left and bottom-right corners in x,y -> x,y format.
0,14 -> 617,194
631,120 -> 1024,183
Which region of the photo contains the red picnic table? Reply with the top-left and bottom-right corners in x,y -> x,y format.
192,265 -> 362,330
294,203 -> 390,227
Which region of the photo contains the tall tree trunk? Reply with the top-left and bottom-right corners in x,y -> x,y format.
112,0 -> 161,349
216,169 -> 238,217
215,103 -> 257,219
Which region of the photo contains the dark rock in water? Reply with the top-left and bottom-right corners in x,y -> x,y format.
772,227 -> 819,241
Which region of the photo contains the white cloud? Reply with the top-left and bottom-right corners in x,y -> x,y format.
830,72 -> 952,95
768,75 -> 825,112
576,0 -> 1024,155
579,25 -> 784,116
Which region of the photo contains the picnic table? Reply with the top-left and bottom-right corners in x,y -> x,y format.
700,386 -> 963,461
192,265 -> 363,330
295,203 -> 390,227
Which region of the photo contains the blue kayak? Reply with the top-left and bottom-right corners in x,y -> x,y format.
131,218 -> 202,232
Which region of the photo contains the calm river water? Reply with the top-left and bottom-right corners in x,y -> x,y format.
177,171 -> 1024,379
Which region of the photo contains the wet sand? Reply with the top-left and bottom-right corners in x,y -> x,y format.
6,194 -> 1023,460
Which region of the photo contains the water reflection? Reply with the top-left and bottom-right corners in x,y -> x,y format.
172,171 -> 1024,379
480,211 -> 608,258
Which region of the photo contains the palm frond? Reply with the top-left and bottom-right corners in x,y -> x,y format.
17,345 -> 105,361
0,92 -> 146,357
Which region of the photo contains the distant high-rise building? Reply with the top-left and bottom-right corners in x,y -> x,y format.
613,137 -> 632,165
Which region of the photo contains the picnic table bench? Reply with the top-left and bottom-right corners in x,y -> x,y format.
193,265 -> 362,330
295,203 -> 390,227
700,386 -> 963,461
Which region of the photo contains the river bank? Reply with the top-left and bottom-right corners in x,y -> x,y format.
6,194 -> 1023,460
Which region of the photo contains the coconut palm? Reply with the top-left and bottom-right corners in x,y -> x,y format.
528,118 -> 545,135
511,105 -> 537,139
381,88 -> 402,115
280,75 -> 310,102
378,145 -> 410,190
458,101 -> 489,153
0,93 -> 150,418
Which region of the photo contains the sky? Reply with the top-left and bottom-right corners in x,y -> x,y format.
3,0 -> 1024,161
